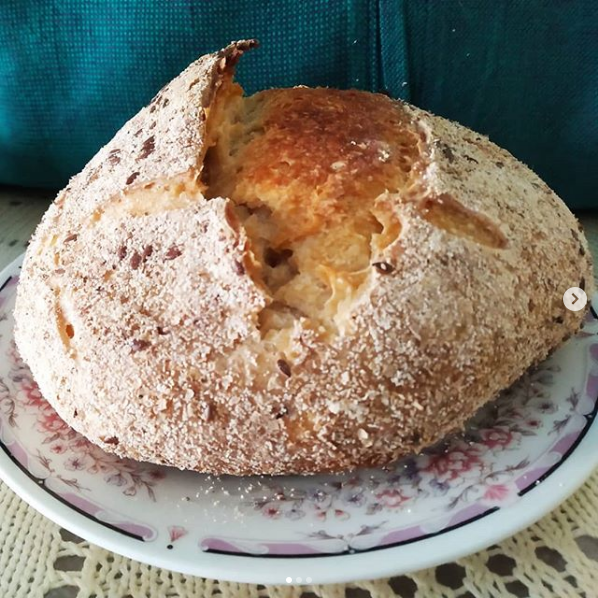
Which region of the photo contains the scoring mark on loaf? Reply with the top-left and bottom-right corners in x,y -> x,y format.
420,193 -> 507,249
195,81 -> 430,349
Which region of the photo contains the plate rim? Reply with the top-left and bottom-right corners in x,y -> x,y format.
1,253 -> 597,585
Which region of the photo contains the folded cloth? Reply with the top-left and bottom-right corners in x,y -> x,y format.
0,1 -> 596,209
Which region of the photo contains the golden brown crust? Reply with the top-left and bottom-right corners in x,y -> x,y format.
14,41 -> 593,475
228,88 -> 417,241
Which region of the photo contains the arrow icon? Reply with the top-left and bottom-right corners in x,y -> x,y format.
563,287 -> 587,312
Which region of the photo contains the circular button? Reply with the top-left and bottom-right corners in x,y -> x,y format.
563,287 -> 587,311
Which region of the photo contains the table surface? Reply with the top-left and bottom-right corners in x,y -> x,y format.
1,185 -> 597,598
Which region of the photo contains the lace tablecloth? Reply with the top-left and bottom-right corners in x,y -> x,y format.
1,186 -> 597,598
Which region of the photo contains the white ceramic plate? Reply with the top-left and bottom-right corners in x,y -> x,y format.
1,254 -> 597,585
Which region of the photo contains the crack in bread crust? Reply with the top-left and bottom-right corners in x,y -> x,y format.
201,82 -> 428,339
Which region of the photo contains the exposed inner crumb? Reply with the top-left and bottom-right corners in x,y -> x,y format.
198,77 -> 427,339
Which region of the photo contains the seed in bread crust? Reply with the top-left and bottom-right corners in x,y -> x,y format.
277,359 -> 291,377
108,149 -> 121,165
140,136 -> 156,159
202,403 -> 214,422
373,262 -> 394,274
234,260 -> 245,275
131,339 -> 150,352
275,407 -> 288,419
358,428 -> 368,439
165,245 -> 182,260
130,251 -> 142,270
126,172 -> 140,185
439,143 -> 455,162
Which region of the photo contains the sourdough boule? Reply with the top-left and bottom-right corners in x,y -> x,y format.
14,40 -> 592,475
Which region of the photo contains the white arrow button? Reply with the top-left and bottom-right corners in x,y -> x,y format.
563,287 -> 587,312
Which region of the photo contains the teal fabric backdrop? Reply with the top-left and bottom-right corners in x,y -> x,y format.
0,1 -> 596,208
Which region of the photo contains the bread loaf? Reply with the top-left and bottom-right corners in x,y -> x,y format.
14,41 -> 592,475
